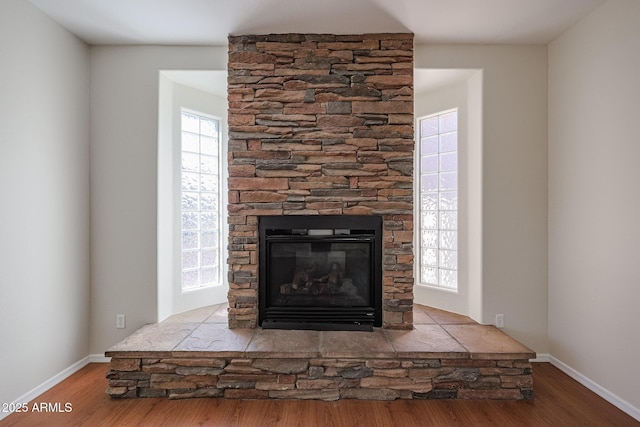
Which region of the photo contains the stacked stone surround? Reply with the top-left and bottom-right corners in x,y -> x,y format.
106,356 -> 534,401
227,33 -> 415,329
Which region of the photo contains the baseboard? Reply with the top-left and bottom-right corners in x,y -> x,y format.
530,353 -> 550,363
549,356 -> 640,422
89,353 -> 111,363
0,354 -> 110,421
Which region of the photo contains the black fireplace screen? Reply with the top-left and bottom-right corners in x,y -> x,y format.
269,240 -> 371,307
259,215 -> 382,330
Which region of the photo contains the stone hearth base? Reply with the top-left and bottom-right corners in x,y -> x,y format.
105,304 -> 535,401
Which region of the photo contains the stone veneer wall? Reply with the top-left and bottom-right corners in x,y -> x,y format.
227,33 -> 415,329
106,356 -> 534,401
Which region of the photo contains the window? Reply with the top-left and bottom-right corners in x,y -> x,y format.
180,109 -> 222,291
417,109 -> 458,290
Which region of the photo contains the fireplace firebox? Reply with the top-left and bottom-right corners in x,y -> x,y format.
259,215 -> 382,331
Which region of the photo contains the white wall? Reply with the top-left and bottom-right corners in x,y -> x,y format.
414,73 -> 483,322
549,0 -> 640,412
415,45 -> 549,353
0,0 -> 90,406
466,71 -> 484,324
90,46 -> 227,353
157,76 -> 228,321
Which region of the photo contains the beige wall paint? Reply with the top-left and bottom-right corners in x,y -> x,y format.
0,0 -> 90,407
549,0 -> 640,411
415,45 -> 549,354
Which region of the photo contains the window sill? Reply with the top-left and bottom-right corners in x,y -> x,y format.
416,282 -> 459,295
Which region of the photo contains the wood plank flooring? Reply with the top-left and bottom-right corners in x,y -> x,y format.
1,363 -> 638,427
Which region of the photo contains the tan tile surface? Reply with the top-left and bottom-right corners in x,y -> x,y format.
322,329 -> 395,358
107,322 -> 200,352
173,323 -> 253,356
423,306 -> 476,324
413,305 -> 437,324
105,305 -> 535,361
384,324 -> 468,358
204,304 -> 229,324
246,329 -> 321,358
163,306 -> 218,323
442,325 -> 536,359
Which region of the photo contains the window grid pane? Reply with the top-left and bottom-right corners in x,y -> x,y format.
418,110 -> 458,289
181,111 -> 221,291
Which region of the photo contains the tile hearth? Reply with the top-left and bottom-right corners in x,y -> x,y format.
105,304 -> 535,401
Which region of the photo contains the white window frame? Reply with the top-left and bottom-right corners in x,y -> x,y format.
179,108 -> 225,292
416,108 -> 459,292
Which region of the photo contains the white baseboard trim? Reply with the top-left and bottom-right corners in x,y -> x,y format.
549,356 -> 640,422
0,354 -> 110,422
530,353 -> 550,363
89,353 -> 111,363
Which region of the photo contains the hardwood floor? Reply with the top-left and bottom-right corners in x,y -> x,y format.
2,363 -> 638,427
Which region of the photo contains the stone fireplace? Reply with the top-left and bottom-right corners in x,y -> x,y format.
106,38 -> 537,400
227,33 -> 414,329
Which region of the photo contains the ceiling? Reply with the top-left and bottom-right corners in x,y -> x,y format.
28,0 -> 604,96
161,70 -> 228,97
414,69 -> 479,94
30,0 -> 605,46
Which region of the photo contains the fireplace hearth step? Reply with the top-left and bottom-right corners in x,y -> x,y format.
105,303 -> 536,401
